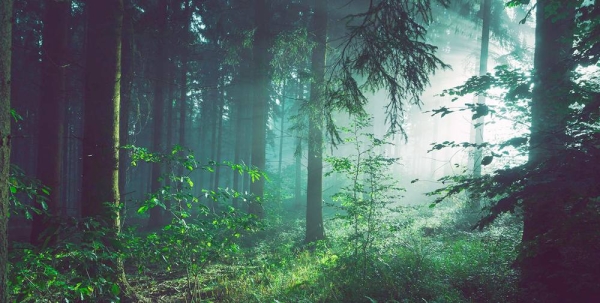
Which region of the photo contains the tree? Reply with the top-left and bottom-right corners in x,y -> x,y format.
119,0 -> 135,205
30,0 -> 70,246
148,0 -> 168,228
520,1 -> 580,302
304,0 -> 449,243
81,0 -> 124,289
439,1 -> 600,301
471,0 -> 491,179
249,0 -> 271,218
305,0 -> 328,243
0,0 -> 13,300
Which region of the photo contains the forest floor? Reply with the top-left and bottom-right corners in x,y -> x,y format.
121,205 -> 522,303
7,202 -> 521,302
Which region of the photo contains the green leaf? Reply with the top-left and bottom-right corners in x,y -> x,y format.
110,283 -> 120,296
137,205 -> 149,214
9,186 -> 17,194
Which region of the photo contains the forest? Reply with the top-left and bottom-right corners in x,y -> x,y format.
1,0 -> 600,302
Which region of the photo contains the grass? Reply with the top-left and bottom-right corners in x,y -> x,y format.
9,202 -> 521,302
129,202 -> 521,303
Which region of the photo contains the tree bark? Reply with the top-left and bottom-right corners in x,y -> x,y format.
471,0 -> 490,179
82,0 -> 123,227
305,0 -> 327,243
521,1 -> 576,302
148,0 -> 168,229
178,0 -> 191,150
277,80 -> 287,202
119,0 -> 135,213
249,0 -> 270,218
0,0 -> 13,301
31,0 -> 70,246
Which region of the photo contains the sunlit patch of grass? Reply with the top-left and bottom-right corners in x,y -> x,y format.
215,243 -> 341,302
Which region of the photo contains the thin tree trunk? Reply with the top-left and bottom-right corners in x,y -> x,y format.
0,0 -> 14,300
249,0 -> 270,218
294,79 -> 304,210
178,0 -> 191,152
31,0 -> 70,246
212,89 -> 224,211
119,0 -> 135,218
164,67 -> 175,222
472,0 -> 490,178
277,81 -> 287,202
148,0 -> 168,229
305,0 -> 327,243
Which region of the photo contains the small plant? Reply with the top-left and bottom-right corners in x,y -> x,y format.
325,115 -> 404,277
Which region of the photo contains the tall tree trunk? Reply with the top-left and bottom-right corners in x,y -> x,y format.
467,0 -> 491,212
31,0 -> 70,246
119,0 -> 135,214
277,81 -> 287,202
294,79 -> 305,210
213,86 -> 224,205
148,0 -> 168,229
249,0 -> 270,218
82,0 -> 123,230
521,1 -> 576,302
0,0 -> 13,300
178,0 -> 191,153
471,0 -> 490,179
305,0 -> 327,243
82,2 -> 146,300
164,69 -> 175,222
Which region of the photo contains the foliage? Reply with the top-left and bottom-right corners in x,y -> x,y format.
325,115 -> 404,276
9,218 -> 124,302
324,0 -> 450,143
125,145 -> 264,299
208,199 -> 520,303
7,165 -> 50,221
8,145 -> 267,302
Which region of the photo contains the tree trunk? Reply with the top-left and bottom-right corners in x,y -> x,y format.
81,0 -> 122,225
212,85 -> 224,207
249,0 -> 270,218
305,0 -> 327,244
232,55 -> 252,208
0,1 -> 13,301
148,0 -> 168,229
119,0 -> 135,214
178,0 -> 191,152
521,1 -> 576,302
277,80 -> 287,202
471,0 -> 490,178
31,0 -> 70,246
294,79 -> 305,210
82,2 -> 148,300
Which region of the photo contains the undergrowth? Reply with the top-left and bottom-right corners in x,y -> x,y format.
210,201 -> 521,303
